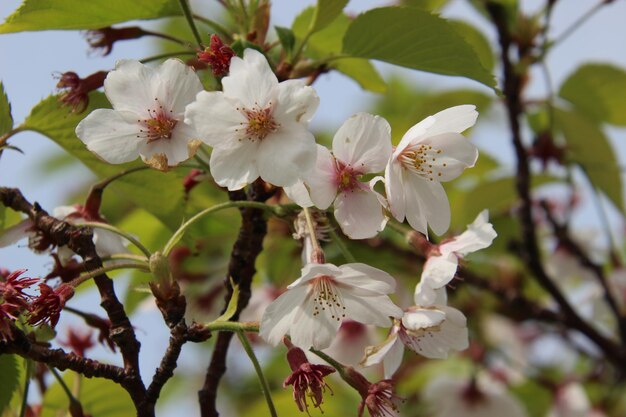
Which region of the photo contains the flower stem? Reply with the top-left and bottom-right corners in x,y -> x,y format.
48,366 -> 80,406
310,348 -> 349,381
162,201 -> 283,256
303,207 -> 324,262
0,125 -> 26,148
19,359 -> 32,417
70,261 -> 150,287
79,222 -> 152,258
140,51 -> 197,64
204,320 -> 259,333
328,227 -> 356,263
192,14 -> 232,41
178,0 -> 204,49
236,331 -> 277,417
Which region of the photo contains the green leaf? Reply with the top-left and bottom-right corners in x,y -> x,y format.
342,7 -> 496,90
449,20 -> 495,71
275,26 -> 295,58
42,372 -> 133,417
335,58 -> 387,93
559,63 -> 626,126
400,0 -> 450,11
310,0 -> 349,33
0,82 -> 13,136
555,108 -> 625,213
0,355 -> 20,413
212,279 -> 239,322
22,93 -> 185,230
0,0 -> 181,33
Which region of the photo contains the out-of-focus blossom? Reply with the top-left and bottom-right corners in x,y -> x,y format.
547,383 -> 603,417
60,327 -> 95,357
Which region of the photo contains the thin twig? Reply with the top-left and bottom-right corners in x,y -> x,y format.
237,331 -> 277,417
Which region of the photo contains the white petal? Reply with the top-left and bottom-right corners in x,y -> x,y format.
138,122 -> 199,166
440,209 -> 497,256
383,335 -> 405,379
154,59 -> 204,115
306,145 -> 338,210
427,105 -> 478,137
342,292 -> 403,326
404,175 -> 450,236
402,308 -> 446,330
334,189 -> 387,239
256,125 -> 316,187
259,285 -> 308,346
222,49 -> 278,108
209,141 -> 259,190
93,228 -> 129,258
274,79 -> 319,125
184,91 -> 247,148
420,254 -> 459,290
283,181 -> 313,207
420,132 -> 479,182
76,109 -> 142,164
0,219 -> 33,247
337,263 -> 397,294
104,60 -> 155,116
361,329 -> 404,379
413,281 -> 438,307
290,291 -> 339,349
332,113 -> 392,172
396,115 -> 436,155
289,263 -> 343,288
385,159 -> 406,223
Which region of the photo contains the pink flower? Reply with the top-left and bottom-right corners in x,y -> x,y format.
28,283 -> 75,328
197,34 -> 236,77
283,346 -> 335,415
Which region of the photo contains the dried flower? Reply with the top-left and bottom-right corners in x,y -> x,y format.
28,283 -> 74,327
197,34 -> 236,77
84,26 -> 145,56
284,346 -> 335,415
56,71 -> 107,113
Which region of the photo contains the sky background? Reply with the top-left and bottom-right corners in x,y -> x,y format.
1,0 -> 626,414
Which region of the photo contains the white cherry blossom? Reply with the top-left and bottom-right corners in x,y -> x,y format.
76,59 -> 203,171
185,48 -> 319,190
304,113 -> 391,239
385,105 -> 479,235
547,383 -> 604,417
260,262 -> 403,350
418,210 -> 496,305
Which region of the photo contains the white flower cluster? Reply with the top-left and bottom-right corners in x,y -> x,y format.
75,49 -> 496,362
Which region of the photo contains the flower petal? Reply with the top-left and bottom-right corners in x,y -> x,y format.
104,59 -> 155,116
289,263 -> 343,288
274,79 -> 319,125
154,59 -> 204,115
420,254 -> 459,290
138,121 -> 199,166
222,49 -> 278,108
0,219 -> 33,247
290,291 -> 339,349
440,209 -> 497,256
337,263 -> 397,294
385,160 -> 406,223
404,175 -> 450,236
307,145 -> 338,210
259,285 -> 308,346
76,109 -> 142,164
184,91 -> 246,148
414,283 -> 447,307
334,188 -> 387,239
209,140 -> 260,190
257,125 -> 316,187
361,328 -> 402,376
332,113 -> 392,172
283,181 -> 314,207
342,292 -> 403,327
402,308 -> 446,330
427,105 -> 478,137
419,132 -> 478,182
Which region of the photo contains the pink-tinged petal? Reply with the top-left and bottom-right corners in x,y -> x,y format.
184,91 -> 246,148
76,109 -> 142,164
307,145 -> 338,210
154,59 -> 204,115
402,308 -> 446,330
332,113 -> 392,172
342,292 -> 402,327
426,105 -> 478,137
260,285 -> 308,346
420,254 -> 459,290
222,49 -> 278,108
274,79 -> 319,125
0,219 -> 33,247
385,159 -> 407,223
209,141 -> 259,190
257,125 -> 317,187
404,175 -> 450,236
337,263 -> 397,294
419,132 -> 478,182
104,59 -> 155,116
334,189 -> 387,240
138,121 -> 199,166
440,210 -> 497,256
283,181 -> 313,207
395,115 -> 436,155
289,263 -> 343,288
290,291 -> 339,349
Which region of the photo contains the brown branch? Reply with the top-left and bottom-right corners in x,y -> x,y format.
145,322 -> 188,405
198,181 -> 274,417
486,4 -> 626,369
0,187 -> 150,414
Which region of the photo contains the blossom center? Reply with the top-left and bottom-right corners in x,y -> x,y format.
238,103 -> 279,141
310,275 -> 346,322
398,143 -> 446,181
335,160 -> 362,193
138,100 -> 178,143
